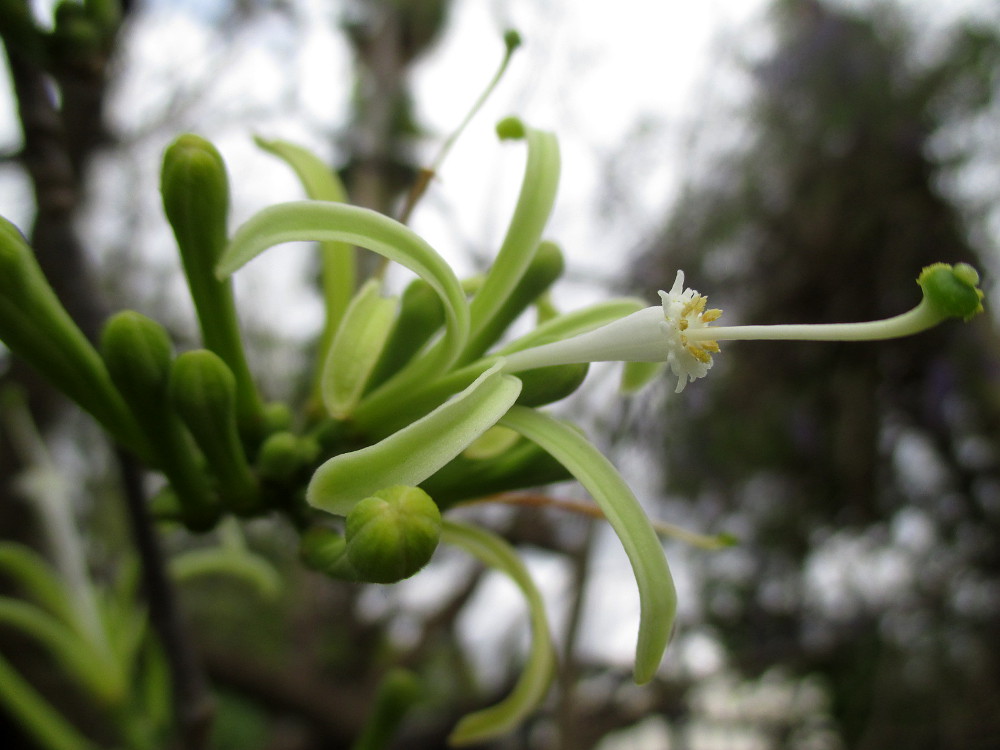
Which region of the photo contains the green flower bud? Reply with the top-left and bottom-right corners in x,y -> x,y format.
161,134 -> 264,434
421,438 -> 571,509
345,486 -> 441,584
262,401 -> 293,434
102,312 -> 218,529
0,218 -> 145,453
461,240 -> 565,363
368,277 -> 445,390
170,350 -> 259,515
496,116 -> 526,141
918,263 -> 984,321
298,526 -> 357,580
256,431 -> 312,482
514,362 -> 589,407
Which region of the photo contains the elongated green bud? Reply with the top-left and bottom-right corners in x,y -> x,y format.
101,312 -> 217,529
461,240 -> 564,363
345,486 -> 441,584
161,135 -> 264,434
256,431 -> 319,482
298,526 -> 357,580
514,362 -> 589,407
367,277 -> 445,390
169,350 -> 259,515
0,218 -> 145,454
420,439 -> 571,509
321,279 -> 397,419
918,262 -> 984,321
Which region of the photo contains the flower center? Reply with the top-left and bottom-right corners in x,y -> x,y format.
658,271 -> 723,392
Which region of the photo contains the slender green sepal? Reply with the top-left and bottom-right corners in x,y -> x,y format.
499,406 -> 676,684
442,520 -> 556,746
322,279 -> 398,418
101,311 -> 217,528
350,669 -> 423,750
462,240 -> 564,363
169,350 -> 259,515
345,486 -> 441,584
218,200 -> 470,400
307,363 -> 521,516
464,121 -> 560,356
254,136 -> 356,382
161,134 -> 265,434
0,219 -> 146,453
0,650 -> 99,750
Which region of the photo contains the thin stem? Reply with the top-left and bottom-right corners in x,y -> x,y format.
688,299 -> 942,342
116,450 -> 215,749
478,492 -> 734,550
397,31 -> 521,225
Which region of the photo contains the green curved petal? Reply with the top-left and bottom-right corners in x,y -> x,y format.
217,201 -> 469,381
499,406 -> 676,684
463,123 -> 560,360
307,363 -> 521,516
254,137 -> 356,366
441,520 -> 555,746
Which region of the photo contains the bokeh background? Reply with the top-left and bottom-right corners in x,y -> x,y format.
1,0 -> 999,748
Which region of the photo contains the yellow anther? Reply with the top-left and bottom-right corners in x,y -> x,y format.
678,318 -> 689,331
702,308 -> 723,322
701,340 -> 721,353
686,345 -> 712,364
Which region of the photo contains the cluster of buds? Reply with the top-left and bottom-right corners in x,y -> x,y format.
0,112 -> 984,743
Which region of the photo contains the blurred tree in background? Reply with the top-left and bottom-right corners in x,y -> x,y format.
631,1 -> 1000,747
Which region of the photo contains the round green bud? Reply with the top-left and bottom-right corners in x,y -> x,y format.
262,402 -> 293,434
503,29 -> 523,53
918,262 -> 984,321
496,116 -> 526,141
256,431 -> 301,481
345,486 -> 441,584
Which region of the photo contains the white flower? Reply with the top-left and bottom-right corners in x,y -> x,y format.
501,263 -> 980,395
657,271 -> 722,392
502,270 -> 722,393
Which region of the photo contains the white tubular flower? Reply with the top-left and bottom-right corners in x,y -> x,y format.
502,263 -> 984,395
503,270 -> 722,393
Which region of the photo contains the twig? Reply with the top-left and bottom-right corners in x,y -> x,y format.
116,450 -> 216,749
